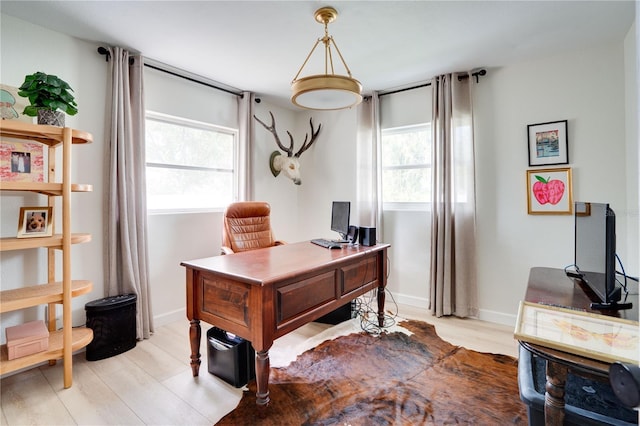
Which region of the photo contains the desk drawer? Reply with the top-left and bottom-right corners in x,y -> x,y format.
342,255 -> 378,294
202,276 -> 251,328
277,271 -> 336,323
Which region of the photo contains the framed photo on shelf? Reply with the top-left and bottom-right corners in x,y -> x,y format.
515,301 -> 639,364
527,120 -> 568,166
526,167 -> 573,215
0,140 -> 44,182
17,206 -> 53,238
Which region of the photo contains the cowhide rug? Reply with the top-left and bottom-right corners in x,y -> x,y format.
217,320 -> 527,425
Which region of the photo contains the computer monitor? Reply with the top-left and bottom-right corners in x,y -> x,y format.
572,201 -> 629,309
330,201 -> 350,242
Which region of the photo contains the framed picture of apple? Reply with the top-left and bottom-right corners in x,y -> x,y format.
527,120 -> 568,166
526,167 -> 573,215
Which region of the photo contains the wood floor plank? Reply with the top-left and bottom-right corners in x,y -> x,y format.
85,349 -> 211,425
0,368 -> 74,425
39,356 -> 144,425
123,336 -> 187,382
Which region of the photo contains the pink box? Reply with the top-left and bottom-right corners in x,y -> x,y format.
6,320 -> 49,360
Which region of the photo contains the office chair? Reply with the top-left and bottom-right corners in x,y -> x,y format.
220,201 -> 285,255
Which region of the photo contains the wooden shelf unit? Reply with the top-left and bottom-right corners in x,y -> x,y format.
0,120 -> 93,388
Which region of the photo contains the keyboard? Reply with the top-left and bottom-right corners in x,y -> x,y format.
311,238 -> 342,249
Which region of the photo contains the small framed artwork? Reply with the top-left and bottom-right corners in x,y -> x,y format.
17,206 -> 53,238
527,120 -> 568,166
0,141 -> 45,182
526,167 -> 573,215
515,301 -> 638,364
0,84 -> 31,123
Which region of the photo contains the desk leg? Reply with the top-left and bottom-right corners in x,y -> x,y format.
255,349 -> 270,416
377,284 -> 386,327
544,361 -> 568,426
189,319 -> 201,376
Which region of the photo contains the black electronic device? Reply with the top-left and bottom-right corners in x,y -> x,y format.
359,226 -> 376,246
571,202 -> 631,310
609,362 -> 640,408
347,225 -> 359,244
331,201 -> 351,242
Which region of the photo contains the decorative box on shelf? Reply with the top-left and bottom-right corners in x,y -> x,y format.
5,319 -> 49,360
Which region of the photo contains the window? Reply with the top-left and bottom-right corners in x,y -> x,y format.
381,124 -> 431,209
145,112 -> 238,213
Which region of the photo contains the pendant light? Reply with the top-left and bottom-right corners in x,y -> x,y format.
291,6 -> 362,110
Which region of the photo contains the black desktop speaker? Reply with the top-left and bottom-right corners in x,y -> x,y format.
609,362 -> 640,408
347,225 -> 359,244
359,227 -> 376,246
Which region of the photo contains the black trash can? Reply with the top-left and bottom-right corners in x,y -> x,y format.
207,327 -> 255,388
85,294 -> 137,361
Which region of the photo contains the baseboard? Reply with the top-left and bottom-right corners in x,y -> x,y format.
388,290 -> 517,328
154,308 -> 186,327
477,309 -> 517,328
389,291 -> 428,309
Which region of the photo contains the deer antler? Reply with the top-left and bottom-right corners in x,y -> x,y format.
294,118 -> 322,158
253,112 -> 294,157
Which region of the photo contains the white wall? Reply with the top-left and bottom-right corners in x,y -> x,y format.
0,15 -> 107,336
474,41 -> 633,324
1,12 -> 637,335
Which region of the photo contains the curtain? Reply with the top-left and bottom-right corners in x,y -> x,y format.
104,47 -> 154,339
237,91 -> 254,201
356,93 -> 383,235
429,73 -> 478,318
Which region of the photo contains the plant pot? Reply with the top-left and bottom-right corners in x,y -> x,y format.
37,110 -> 65,127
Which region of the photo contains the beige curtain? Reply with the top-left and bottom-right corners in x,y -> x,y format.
237,91 -> 254,200
429,73 -> 478,318
356,93 -> 383,235
104,46 -> 154,339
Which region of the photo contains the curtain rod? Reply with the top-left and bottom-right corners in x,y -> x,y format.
97,47 -> 244,98
379,69 -> 487,97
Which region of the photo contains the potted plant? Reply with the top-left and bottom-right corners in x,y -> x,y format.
18,72 -> 78,127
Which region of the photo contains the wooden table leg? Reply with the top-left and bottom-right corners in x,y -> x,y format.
544,360 -> 568,426
255,349 -> 271,417
189,319 -> 201,376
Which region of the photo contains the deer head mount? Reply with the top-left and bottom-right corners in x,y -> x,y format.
253,111 -> 322,185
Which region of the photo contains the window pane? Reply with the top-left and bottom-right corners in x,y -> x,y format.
381,124 -> 431,206
145,112 -> 237,212
381,127 -> 429,167
146,167 -> 233,210
382,168 -> 430,203
146,118 -> 234,169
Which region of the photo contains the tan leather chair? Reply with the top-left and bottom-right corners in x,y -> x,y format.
220,201 -> 285,255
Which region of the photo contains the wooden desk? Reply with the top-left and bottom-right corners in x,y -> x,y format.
181,241 -> 389,411
521,267 -> 638,425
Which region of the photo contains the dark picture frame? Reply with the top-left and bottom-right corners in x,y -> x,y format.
527,120 -> 568,166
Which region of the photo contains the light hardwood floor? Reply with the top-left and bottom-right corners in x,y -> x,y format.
0,303 -> 517,425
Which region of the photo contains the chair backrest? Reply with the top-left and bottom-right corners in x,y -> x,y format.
222,201 -> 276,253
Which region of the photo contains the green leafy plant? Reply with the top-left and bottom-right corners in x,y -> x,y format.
17,72 -> 78,117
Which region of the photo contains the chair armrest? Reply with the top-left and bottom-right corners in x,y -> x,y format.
221,246 -> 234,255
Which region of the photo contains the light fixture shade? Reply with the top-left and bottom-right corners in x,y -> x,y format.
291,75 -> 363,110
291,6 -> 363,110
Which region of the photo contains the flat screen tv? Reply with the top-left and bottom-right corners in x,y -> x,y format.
331,201 -> 350,242
572,201 -> 626,309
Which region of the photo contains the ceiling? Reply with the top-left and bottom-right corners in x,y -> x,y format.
1,1 -> 635,108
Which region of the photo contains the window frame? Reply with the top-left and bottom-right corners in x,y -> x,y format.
145,111 -> 239,215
